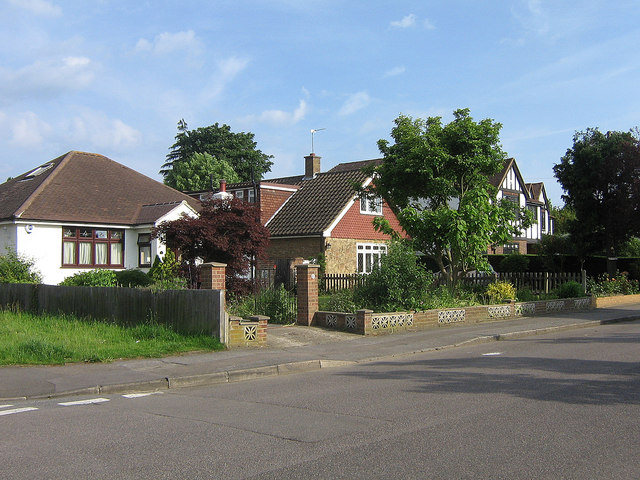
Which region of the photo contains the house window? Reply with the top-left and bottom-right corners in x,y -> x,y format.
357,243 -> 387,274
360,196 -> 382,215
503,243 -> 519,254
527,205 -> 538,223
540,209 -> 546,232
235,190 -> 244,200
62,227 -> 124,268
138,233 -> 151,267
502,192 -> 520,209
248,189 -> 256,203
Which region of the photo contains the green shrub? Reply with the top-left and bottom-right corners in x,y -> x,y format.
486,281 -> 516,303
255,284 -> 296,324
0,250 -> 41,284
148,277 -> 188,292
498,253 -> 529,273
149,251 -> 179,282
115,269 -> 152,288
325,289 -> 359,313
59,269 -> 117,287
556,281 -> 585,298
586,272 -> 639,297
516,287 -> 537,302
353,240 -> 431,312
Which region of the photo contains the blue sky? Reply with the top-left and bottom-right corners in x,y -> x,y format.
1,0 -> 639,206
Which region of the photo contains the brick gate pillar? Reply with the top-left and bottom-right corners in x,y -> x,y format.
200,262 -> 227,291
296,264 -> 319,326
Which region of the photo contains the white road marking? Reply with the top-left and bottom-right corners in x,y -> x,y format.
0,404 -> 14,409
482,352 -> 503,356
0,407 -> 38,416
122,392 -> 163,399
58,398 -> 110,406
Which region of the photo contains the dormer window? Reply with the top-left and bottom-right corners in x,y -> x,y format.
360,196 -> 382,215
20,163 -> 54,181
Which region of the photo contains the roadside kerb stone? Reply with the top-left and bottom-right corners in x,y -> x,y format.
168,372 -> 229,389
99,379 -> 169,395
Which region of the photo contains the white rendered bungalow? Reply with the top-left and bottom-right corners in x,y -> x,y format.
0,151 -> 199,285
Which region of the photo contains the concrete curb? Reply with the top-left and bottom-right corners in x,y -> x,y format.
14,315 -> 639,401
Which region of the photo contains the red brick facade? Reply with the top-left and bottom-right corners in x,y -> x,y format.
330,198 -> 404,240
258,184 -> 298,225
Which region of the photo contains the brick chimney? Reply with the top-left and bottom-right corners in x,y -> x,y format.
304,154 -> 321,178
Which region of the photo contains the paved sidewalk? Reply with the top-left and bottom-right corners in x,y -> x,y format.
1,304 -> 639,401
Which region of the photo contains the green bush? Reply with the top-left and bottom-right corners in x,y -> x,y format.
586,272 -> 639,297
354,240 -> 431,312
0,250 -> 41,284
516,287 -> 537,302
498,253 -> 530,273
255,284 -> 296,324
148,277 -> 187,292
115,269 -> 152,288
59,269 -> 117,287
556,281 -> 585,298
486,281 -> 516,303
325,289 -> 359,313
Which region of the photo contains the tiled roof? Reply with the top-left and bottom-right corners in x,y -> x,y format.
266,168 -> 369,237
0,151 -> 200,224
526,182 -> 545,203
488,158 -> 514,188
328,158 -> 383,173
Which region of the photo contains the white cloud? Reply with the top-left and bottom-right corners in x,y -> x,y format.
0,111 -> 52,147
384,66 -> 405,77
67,111 -> 141,149
8,0 -> 61,17
250,100 -> 308,126
202,56 -> 250,101
423,18 -> 436,30
339,92 -> 371,116
135,30 -> 201,55
0,56 -> 94,102
391,13 -> 417,28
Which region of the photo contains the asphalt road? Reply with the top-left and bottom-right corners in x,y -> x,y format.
2,321 -> 639,479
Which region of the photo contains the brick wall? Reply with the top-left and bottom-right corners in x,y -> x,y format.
330,198 -> 404,240
259,186 -> 297,225
266,237 -> 324,263
227,315 -> 268,347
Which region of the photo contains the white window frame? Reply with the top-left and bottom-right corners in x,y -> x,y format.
360,196 -> 382,215
357,243 -> 387,274
248,189 -> 255,203
234,190 -> 244,200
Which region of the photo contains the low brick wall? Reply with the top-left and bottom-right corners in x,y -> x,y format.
313,296 -> 597,336
594,293 -> 640,308
228,315 -> 268,347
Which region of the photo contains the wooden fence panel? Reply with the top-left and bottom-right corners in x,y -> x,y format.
0,283 -> 223,337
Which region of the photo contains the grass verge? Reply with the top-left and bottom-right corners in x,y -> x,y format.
0,310 -> 224,366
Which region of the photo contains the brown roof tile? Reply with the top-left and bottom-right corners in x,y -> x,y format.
266,168 -> 369,237
0,151 -> 200,224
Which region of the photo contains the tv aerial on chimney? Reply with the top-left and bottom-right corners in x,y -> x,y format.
310,128 -> 325,154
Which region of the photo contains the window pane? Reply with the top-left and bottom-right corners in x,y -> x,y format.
358,253 -> 364,273
111,230 -> 123,240
63,242 -> 76,264
63,228 -> 76,238
79,228 -> 92,238
139,245 -> 151,266
366,253 -> 372,273
95,230 -> 108,239
95,243 -> 108,264
111,243 -> 123,265
79,242 -> 92,264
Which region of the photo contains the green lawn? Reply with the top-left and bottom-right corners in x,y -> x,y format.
0,310 -> 224,366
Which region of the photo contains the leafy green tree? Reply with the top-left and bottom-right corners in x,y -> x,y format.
553,128 -> 640,259
0,250 -> 41,284
364,109 -> 532,291
164,152 -> 240,192
162,120 -> 273,187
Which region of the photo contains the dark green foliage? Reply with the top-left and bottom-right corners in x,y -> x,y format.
556,281 -> 585,298
325,289 -> 359,313
586,272 -> 639,296
115,269 -> 152,288
228,285 -> 296,324
353,240 -> 432,311
554,128 -> 640,259
59,269 -> 117,287
162,120 -> 273,187
0,250 -> 41,284
498,253 -> 529,273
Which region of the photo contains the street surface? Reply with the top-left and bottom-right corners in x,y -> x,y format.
2,321 -> 639,479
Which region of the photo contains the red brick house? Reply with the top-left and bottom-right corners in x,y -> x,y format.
191,154 -> 405,276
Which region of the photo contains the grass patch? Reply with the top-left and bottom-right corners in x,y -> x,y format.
0,310 -> 224,366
